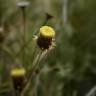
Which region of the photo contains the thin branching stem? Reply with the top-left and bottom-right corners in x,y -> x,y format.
30,45 -> 37,68
21,7 -> 26,66
28,50 -> 43,80
20,50 -> 43,96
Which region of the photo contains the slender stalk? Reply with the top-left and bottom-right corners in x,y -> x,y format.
20,51 -> 42,96
31,46 -> 37,63
63,0 -> 68,25
28,45 -> 37,69
33,74 -> 40,96
21,7 -> 26,66
28,50 -> 42,79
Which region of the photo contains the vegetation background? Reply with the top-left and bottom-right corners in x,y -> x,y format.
0,0 -> 96,96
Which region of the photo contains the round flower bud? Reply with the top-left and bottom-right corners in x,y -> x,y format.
10,68 -> 26,92
37,26 -> 55,50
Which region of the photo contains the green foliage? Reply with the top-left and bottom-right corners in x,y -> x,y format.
0,0 -> 96,96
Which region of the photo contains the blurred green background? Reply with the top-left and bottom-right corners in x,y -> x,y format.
0,0 -> 96,96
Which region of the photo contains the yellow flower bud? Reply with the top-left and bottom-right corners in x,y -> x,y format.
11,68 -> 26,77
10,68 -> 26,92
40,26 -> 55,38
36,26 -> 56,50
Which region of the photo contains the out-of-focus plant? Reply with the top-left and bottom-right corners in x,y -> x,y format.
0,1 -> 56,96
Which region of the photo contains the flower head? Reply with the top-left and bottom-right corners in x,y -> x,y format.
34,26 -> 56,50
10,68 -> 26,91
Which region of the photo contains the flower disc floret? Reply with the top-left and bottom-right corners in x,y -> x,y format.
40,26 -> 55,38
11,68 -> 26,77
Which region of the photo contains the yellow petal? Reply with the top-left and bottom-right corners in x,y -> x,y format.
40,26 -> 55,38
11,68 -> 26,76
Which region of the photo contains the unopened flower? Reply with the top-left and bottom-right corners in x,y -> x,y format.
10,68 -> 26,92
35,26 -> 56,50
17,1 -> 29,8
45,13 -> 54,21
43,13 -> 54,25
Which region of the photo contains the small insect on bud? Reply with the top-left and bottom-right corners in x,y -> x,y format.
37,26 -> 56,50
45,13 -> 54,21
10,68 -> 26,92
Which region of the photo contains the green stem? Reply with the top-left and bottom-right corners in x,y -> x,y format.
33,50 -> 42,68
28,50 -> 42,78
21,7 -> 26,66
31,46 -> 37,64
20,51 -> 42,96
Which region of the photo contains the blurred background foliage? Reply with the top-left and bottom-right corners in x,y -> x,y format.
0,0 -> 96,96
